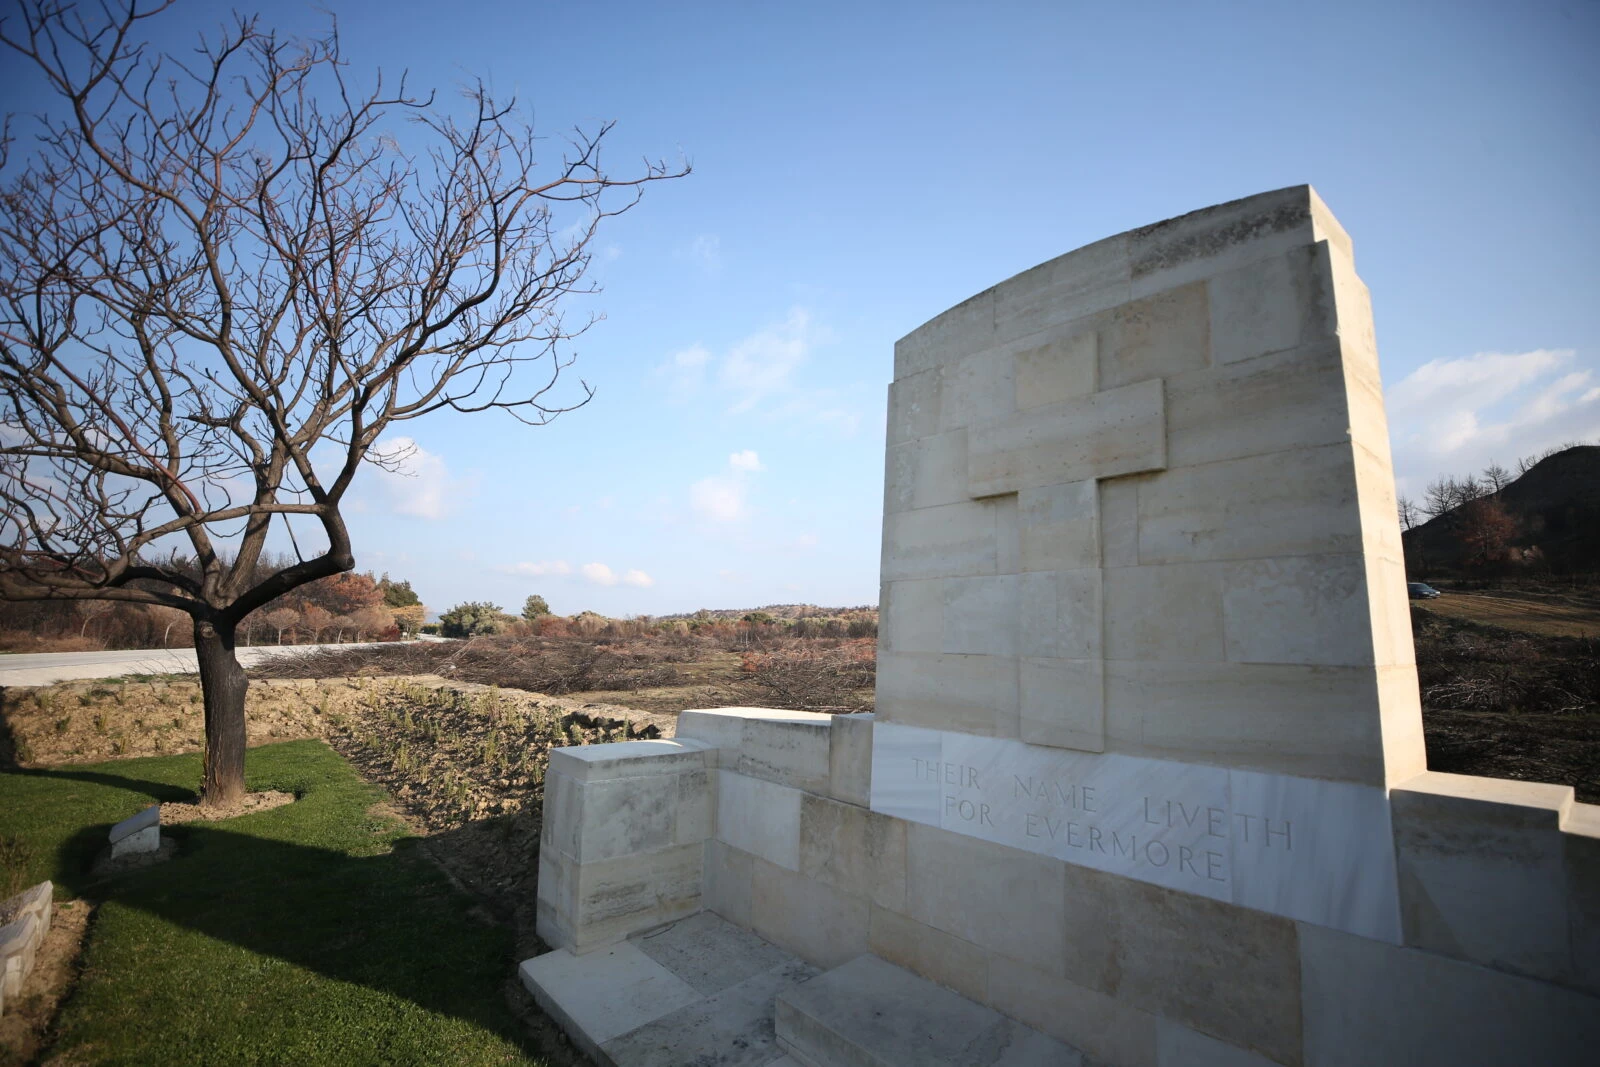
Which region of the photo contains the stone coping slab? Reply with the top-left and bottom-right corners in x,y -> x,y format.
519,912 -> 819,1067
108,803 -> 159,844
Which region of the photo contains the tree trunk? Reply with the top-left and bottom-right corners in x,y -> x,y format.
196,617 -> 248,808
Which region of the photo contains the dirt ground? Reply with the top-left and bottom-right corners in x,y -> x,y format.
0,898 -> 90,1067
1416,588 -> 1600,638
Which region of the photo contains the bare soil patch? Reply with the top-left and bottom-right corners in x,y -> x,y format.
1416,588 -> 1600,638
160,790 -> 296,823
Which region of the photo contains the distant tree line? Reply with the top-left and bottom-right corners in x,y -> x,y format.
0,561 -> 427,650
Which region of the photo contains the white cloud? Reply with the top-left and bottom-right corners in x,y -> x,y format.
728,449 -> 763,472
721,307 -> 814,413
580,562 -> 618,585
660,343 -> 712,403
1386,348 -> 1599,495
622,569 -> 655,588
690,476 -> 746,522
677,233 -> 721,273
496,560 -> 571,577
365,435 -> 473,520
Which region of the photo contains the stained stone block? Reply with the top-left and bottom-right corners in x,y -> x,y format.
1128,185 -> 1325,299
904,823 -> 1067,979
1014,328 -> 1098,410
881,500 -> 1001,581
1391,772 -> 1579,987
866,904 -> 990,1004
749,857 -> 869,969
827,712 -> 875,808
1299,921 -> 1600,1067
716,770 -> 802,871
967,378 -> 1166,498
875,650 -> 1020,738
1101,280 -> 1210,389
1206,244 -> 1337,367
1104,562 -> 1224,663
940,575 -> 1019,657
886,368 -> 942,446
879,578 -> 944,654
938,350 -> 1017,433
703,839 -> 755,929
798,793 -> 907,911
1018,478 -> 1100,572
988,957 -> 1160,1067
894,287 -> 997,379
991,231 -> 1132,348
1018,656 -> 1104,753
884,429 -> 968,515
1221,553 -> 1374,667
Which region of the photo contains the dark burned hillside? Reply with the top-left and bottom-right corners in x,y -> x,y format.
1404,445 -> 1600,577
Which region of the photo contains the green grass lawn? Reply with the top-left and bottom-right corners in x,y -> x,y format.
0,739 -> 543,1066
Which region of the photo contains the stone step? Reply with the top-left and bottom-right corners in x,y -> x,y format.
519,910 -> 818,1067
775,954 -> 1087,1067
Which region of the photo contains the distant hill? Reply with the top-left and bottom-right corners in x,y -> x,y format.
1404,445 -> 1600,577
654,603 -> 876,622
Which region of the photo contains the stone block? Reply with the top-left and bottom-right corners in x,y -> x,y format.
904,823 -> 1066,978
1098,475 -> 1142,567
1101,281 -> 1210,389
1135,443 -> 1362,565
799,794 -> 907,911
1207,244 -> 1336,367
603,953 -> 819,1067
738,715 -> 832,794
676,769 -> 713,845
881,500 -> 1000,581
990,231 -> 1132,348
967,378 -> 1166,498
1565,808 -> 1600,998
563,773 -> 679,863
880,578 -> 944,654
987,957 -> 1160,1067
565,843 -> 706,954
1104,562 -> 1224,663
895,287 -> 997,380
716,770 -> 802,871
1163,339 -> 1352,470
1058,863 -> 1303,1066
518,940 -> 703,1058
866,904 -> 989,1003
109,824 -> 160,859
1156,1021 -> 1283,1067
632,911 -> 798,997
549,738 -> 711,783
1221,553 -> 1374,667
1018,478 -> 1100,572
1128,186 -> 1318,300
827,713 -> 874,808
0,912 -> 41,1000
1014,328 -> 1098,410
1018,656 -> 1104,753
875,650 -> 1019,738
775,953 -> 1084,1067
1299,921 -> 1600,1067
750,857 -> 869,969
1391,772 -> 1576,986
1019,568 -> 1101,660
703,839 -> 754,929
108,803 -> 159,844
938,350 -> 1016,434
941,575 -> 1019,656
1104,660 -> 1387,784
886,368 -> 942,446
884,429 -> 968,515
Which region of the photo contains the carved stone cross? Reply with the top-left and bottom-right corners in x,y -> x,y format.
965,340 -> 1167,752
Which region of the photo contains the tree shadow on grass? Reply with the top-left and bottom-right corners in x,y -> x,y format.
53,818 -> 537,1057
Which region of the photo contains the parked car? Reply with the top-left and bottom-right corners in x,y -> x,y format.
1407,582 -> 1442,599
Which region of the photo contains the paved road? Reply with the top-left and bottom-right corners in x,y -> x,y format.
0,643 -> 384,687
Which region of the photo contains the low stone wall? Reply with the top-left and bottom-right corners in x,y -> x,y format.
536,709 -> 1599,1066
0,881 -> 53,1017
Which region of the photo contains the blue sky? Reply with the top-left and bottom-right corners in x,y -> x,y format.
7,1 -> 1598,618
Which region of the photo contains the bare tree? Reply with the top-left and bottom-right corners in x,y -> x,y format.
1481,460 -> 1511,494
1397,495 -> 1420,531
0,2 -> 684,804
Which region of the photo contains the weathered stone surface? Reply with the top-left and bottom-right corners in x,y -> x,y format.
550,738 -> 712,783
109,824 -> 160,859
716,770 -> 802,872
519,940 -> 702,1059
750,857 -> 869,969
799,794 -> 906,911
1299,921 -> 1600,1066
108,803 -> 159,844
827,713 -> 874,808
703,839 -> 755,930
776,953 -> 1086,1067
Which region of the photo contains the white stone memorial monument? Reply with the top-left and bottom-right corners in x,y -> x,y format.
521,187 -> 1599,1067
